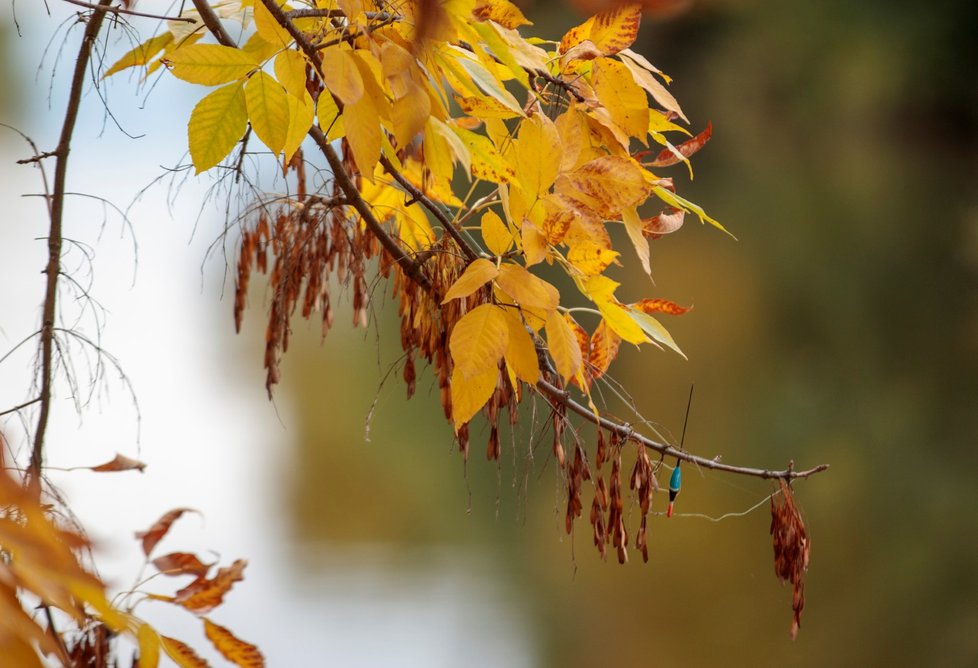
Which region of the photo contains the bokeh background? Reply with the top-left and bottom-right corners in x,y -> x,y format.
1,0 -> 976,665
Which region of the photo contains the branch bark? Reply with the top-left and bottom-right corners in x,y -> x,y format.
30,0 -> 114,483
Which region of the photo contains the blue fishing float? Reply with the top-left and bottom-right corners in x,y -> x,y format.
667,463 -> 681,518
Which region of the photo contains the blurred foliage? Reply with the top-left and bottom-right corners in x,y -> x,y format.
264,0 -> 978,665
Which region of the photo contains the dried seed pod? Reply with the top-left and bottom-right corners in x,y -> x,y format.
770,479 -> 811,639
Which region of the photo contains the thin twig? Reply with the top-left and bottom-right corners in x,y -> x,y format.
29,0 -> 114,484
0,398 -> 41,418
61,0 -> 198,23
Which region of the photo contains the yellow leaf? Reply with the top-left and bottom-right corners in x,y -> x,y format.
166,44 -> 257,85
245,71 -> 290,156
429,117 -> 472,176
520,217 -> 548,267
188,81 -> 248,174
472,0 -> 531,28
452,126 -> 516,184
283,90 -> 314,161
274,50 -> 309,98
449,303 -> 509,379
584,275 -> 647,344
588,319 -> 621,380
495,263 -> 559,313
540,194 -> 576,245
628,308 -> 686,358
161,636 -> 209,668
481,209 -> 513,256
104,32 -> 174,78
317,92 -> 345,140
345,92 -> 381,176
137,624 -> 161,668
502,307 -> 540,384
515,112 -> 562,197
558,16 -> 593,55
560,3 -> 641,56
555,108 -> 586,172
441,258 -> 499,303
652,185 -> 733,237
567,240 -> 618,276
450,366 -> 497,429
320,45 -> 364,105
240,31 -> 280,64
622,206 -> 651,275
203,619 -> 265,667
393,80 -> 430,147
592,58 -> 649,141
453,94 -> 522,120
545,311 -> 583,384
556,156 -> 650,218
619,51 -> 688,123
253,0 -> 291,48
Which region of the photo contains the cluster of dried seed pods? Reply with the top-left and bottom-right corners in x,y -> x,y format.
771,478 -> 811,639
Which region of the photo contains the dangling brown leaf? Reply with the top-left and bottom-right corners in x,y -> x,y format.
172,560 -> 247,615
88,452 -> 147,473
161,635 -> 210,668
770,479 -> 811,639
135,508 -> 198,557
646,122 -> 712,167
203,618 -> 265,667
152,552 -> 212,578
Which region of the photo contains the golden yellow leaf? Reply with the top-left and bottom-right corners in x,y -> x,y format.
449,303 -> 510,379
585,276 -> 648,344
203,619 -> 265,668
472,0 -> 531,28
283,90 -> 314,161
495,263 -> 559,313
161,636 -> 209,668
521,217 -> 549,266
588,319 -> 621,380
567,240 -> 619,276
450,365 -> 497,429
104,32 -> 174,78
545,311 -> 583,384
622,206 -> 651,275
428,117 -> 471,176
619,51 -> 688,123
344,92 -> 381,176
558,16 -> 593,55
320,45 -> 364,106
652,185 -> 733,237
586,3 -> 642,56
592,58 -> 649,141
453,95 -> 522,120
317,92 -> 345,140
555,108 -> 586,172
245,71 -> 290,156
501,308 -> 540,384
628,308 -> 686,358
441,258 -> 499,303
253,0 -> 291,48
556,156 -> 650,218
452,126 -> 516,184
137,623 -> 161,668
481,209 -> 513,256
188,81 -> 247,174
240,32 -> 280,64
274,50 -> 308,98
515,112 -> 562,197
447,45 -> 523,115
393,80 -> 430,147
540,195 -> 576,245
166,44 -> 257,86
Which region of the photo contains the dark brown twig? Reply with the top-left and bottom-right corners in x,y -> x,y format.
62,0 -> 198,23
190,0 -> 235,47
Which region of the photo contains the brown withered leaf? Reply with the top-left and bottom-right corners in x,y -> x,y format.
643,208 -> 685,238
770,479 -> 811,639
161,635 -> 210,668
152,552 -> 212,578
135,508 -> 198,557
588,320 -> 621,382
174,559 -> 247,615
203,618 -> 265,667
89,452 -> 147,473
647,122 -> 712,167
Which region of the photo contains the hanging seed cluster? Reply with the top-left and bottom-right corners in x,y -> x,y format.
770,478 -> 811,639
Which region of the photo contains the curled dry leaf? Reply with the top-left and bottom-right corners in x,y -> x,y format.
647,122 -> 712,167
135,508 -> 198,557
203,618 -> 264,667
173,559 -> 247,615
89,453 -> 147,473
771,479 -> 811,639
152,552 -> 212,578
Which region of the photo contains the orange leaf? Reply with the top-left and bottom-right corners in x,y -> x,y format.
152,552 -> 212,578
631,298 -> 692,316
135,508 -> 197,557
203,618 -> 265,667
89,453 -> 146,473
647,122 -> 712,167
161,635 -> 209,668
174,560 -> 247,615
588,319 -> 621,380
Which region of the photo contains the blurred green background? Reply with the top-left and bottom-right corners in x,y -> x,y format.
273,1 -> 978,665
3,0 -> 977,665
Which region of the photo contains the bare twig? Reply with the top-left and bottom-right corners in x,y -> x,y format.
29,0 -> 114,484
61,0 -> 198,23
0,398 -> 42,419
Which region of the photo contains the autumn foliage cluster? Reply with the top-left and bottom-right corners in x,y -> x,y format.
0,0 -> 824,664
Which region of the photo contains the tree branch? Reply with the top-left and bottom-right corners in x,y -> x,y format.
30,0 -> 113,484
190,0 -> 236,47
62,0 -> 198,23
